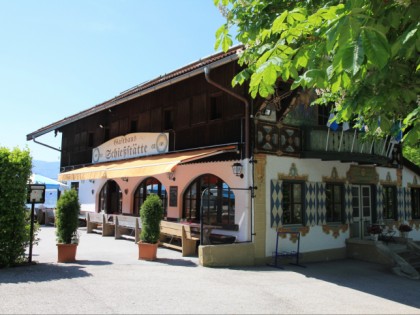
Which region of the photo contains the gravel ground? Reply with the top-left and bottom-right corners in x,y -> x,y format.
0,226 -> 419,314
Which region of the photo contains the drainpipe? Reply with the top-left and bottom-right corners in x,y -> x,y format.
203,66 -> 250,159
32,137 -> 61,152
204,66 -> 255,243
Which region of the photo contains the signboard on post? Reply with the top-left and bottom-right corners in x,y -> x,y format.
27,184 -> 46,204
27,184 -> 46,264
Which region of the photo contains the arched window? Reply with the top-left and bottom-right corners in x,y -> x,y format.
98,180 -> 122,214
133,177 -> 167,217
183,174 -> 235,227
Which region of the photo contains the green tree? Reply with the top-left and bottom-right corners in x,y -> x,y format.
0,147 -> 32,267
215,0 -> 419,165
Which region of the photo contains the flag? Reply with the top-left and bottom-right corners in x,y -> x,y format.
326,113 -> 339,131
375,116 -> 382,134
360,124 -> 368,133
357,115 -> 368,132
342,122 -> 350,131
395,121 -> 402,143
390,120 -> 403,143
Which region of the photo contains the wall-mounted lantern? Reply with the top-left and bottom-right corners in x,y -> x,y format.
232,162 -> 244,178
168,172 -> 176,181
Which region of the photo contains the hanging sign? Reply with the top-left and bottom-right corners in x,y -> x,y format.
92,132 -> 169,164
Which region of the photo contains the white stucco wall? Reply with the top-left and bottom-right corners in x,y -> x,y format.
263,156 -> 420,257
264,156 -> 353,256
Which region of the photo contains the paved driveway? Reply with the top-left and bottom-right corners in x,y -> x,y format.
0,226 -> 419,314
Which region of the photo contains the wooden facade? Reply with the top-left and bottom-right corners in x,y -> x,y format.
59,61 -> 246,170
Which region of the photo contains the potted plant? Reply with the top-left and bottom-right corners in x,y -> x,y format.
367,224 -> 382,241
55,189 -> 80,262
138,194 -> 163,261
398,223 -> 412,238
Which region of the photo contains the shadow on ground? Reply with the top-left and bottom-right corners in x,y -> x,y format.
0,261 -> 112,284
154,258 -> 198,267
232,258 -> 420,310
72,260 -> 113,266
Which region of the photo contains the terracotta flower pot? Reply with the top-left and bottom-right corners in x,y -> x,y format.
138,242 -> 158,261
57,243 -> 78,263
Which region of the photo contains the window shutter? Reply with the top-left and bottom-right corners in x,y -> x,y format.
270,180 -> 283,228
397,187 -> 405,221
344,183 -> 353,224
404,187 -> 412,221
317,182 -> 326,225
376,184 -> 384,222
305,182 -> 317,226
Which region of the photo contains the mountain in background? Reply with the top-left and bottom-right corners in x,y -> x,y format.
32,160 -> 60,180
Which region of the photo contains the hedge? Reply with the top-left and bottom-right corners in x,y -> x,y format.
0,147 -> 32,267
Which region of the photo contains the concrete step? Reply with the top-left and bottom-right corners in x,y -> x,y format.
387,244 -> 408,254
394,248 -> 420,270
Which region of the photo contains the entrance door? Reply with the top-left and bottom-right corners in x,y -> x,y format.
350,185 -> 372,239
98,180 -> 122,214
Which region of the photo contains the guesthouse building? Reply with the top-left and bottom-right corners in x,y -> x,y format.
27,46 -> 420,267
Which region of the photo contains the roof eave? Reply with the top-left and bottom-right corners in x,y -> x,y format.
26,46 -> 242,141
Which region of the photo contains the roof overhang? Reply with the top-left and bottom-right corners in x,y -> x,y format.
27,46 -> 242,141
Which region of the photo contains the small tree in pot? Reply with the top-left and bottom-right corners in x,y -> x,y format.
56,189 -> 80,262
138,194 -> 163,261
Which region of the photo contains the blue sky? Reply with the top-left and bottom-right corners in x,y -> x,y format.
0,0 -> 234,162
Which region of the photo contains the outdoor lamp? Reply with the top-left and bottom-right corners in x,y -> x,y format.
232,162 -> 244,178
168,172 -> 176,181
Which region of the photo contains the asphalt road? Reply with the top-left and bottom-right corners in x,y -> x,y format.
0,226 -> 419,314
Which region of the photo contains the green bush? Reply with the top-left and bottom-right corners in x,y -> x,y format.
0,147 -> 32,267
139,194 -> 163,244
56,189 -> 80,244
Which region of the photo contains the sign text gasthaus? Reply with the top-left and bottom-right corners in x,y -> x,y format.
92,132 -> 169,164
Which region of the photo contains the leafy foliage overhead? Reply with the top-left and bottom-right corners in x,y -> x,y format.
215,0 -> 419,162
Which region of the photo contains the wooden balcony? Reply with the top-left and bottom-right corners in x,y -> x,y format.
254,120 -> 301,156
301,126 -> 393,165
254,121 -> 395,166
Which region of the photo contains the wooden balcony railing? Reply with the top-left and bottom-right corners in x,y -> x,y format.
304,126 -> 389,157
254,121 -> 395,165
254,120 -> 301,156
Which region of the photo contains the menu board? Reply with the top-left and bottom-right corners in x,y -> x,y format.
169,186 -> 178,207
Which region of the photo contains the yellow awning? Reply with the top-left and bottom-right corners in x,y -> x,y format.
58,145 -> 236,181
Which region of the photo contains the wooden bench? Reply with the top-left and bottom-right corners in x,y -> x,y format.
78,211 -> 87,227
86,212 -> 115,236
115,215 -> 142,243
209,234 -> 236,244
35,207 -> 45,225
160,221 -> 199,257
45,208 -> 56,226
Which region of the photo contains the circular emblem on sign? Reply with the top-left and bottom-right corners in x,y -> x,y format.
156,133 -> 168,153
92,148 -> 100,163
